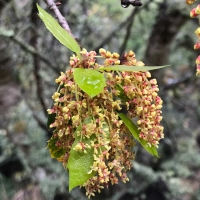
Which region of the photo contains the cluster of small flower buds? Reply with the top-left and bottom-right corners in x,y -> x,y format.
187,0 -> 196,5
47,48 -> 164,197
100,49 -> 164,147
187,0 -> 200,76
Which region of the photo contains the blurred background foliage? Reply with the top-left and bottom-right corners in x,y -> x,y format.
0,0 -> 200,199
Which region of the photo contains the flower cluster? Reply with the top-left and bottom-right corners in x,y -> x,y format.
100,49 -> 164,147
121,52 -> 163,146
47,48 -> 164,197
187,0 -> 200,76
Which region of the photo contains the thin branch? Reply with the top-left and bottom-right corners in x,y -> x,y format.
94,1 -> 151,52
119,8 -> 138,55
28,100 -> 51,136
43,0 -> 73,36
32,111 -> 49,133
19,77 -> 52,136
94,11 -> 135,52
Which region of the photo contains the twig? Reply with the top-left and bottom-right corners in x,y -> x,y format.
43,0 -> 73,36
119,0 -> 152,54
29,101 -> 52,137
94,11 -> 135,52
94,1 -> 151,52
32,111 -> 49,133
119,8 -> 138,55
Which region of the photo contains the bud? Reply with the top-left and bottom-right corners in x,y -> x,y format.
186,0 -> 196,5
99,48 -> 106,55
194,42 -> 200,50
195,5 -> 200,14
196,64 -> 200,76
195,28 -> 200,38
196,55 -> 200,65
112,52 -> 120,58
190,8 -> 199,18
136,61 -> 145,66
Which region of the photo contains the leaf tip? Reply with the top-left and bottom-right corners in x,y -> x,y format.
68,186 -> 73,192
36,3 -> 40,11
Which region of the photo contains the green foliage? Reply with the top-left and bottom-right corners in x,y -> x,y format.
67,137 -> 96,191
47,137 -> 66,159
118,113 -> 159,157
73,65 -> 169,98
67,117 -> 96,191
73,68 -> 106,98
36,3 -> 167,195
1,0 -> 200,199
100,65 -> 169,71
115,84 -> 130,102
37,4 -> 81,58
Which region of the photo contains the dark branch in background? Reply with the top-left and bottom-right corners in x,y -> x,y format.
143,1 -> 188,85
11,36 -> 59,74
94,0 -> 151,53
119,0 -> 152,55
94,11 -> 136,52
23,94 -> 50,134
81,0 -> 87,15
119,8 -> 138,55
0,29 -> 59,74
32,111 -> 49,133
31,1 -> 48,117
0,0 -> 12,12
44,0 -> 73,36
121,0 -> 142,8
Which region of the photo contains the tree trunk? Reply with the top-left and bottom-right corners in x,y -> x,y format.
143,2 -> 188,85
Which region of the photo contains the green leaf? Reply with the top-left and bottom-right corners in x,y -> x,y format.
140,140 -> 159,158
73,68 -> 106,98
37,4 -> 81,57
115,84 -> 129,102
47,137 -> 66,159
67,116 -> 96,191
99,65 -> 169,72
118,113 -> 159,157
67,132 -> 96,191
